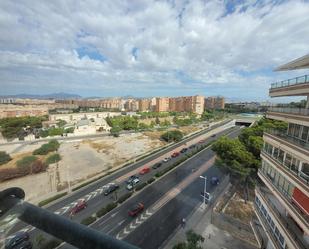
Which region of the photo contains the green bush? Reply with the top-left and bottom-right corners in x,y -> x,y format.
0,151 -> 11,165
33,140 -> 60,155
96,207 -> 108,217
38,192 -> 67,207
155,171 -> 162,178
16,155 -> 37,169
161,130 -> 183,142
135,182 -> 147,191
105,202 -> 117,212
147,177 -> 155,184
81,216 -> 96,225
45,153 -> 61,165
118,192 -> 132,204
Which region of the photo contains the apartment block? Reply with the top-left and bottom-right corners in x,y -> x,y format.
0,104 -> 49,118
156,97 -> 170,112
254,55 -> 309,249
205,96 -> 225,110
138,99 -> 151,112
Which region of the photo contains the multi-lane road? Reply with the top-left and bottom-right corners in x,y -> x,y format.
7,120 -> 242,249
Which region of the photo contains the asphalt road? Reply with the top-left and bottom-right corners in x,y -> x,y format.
9,120 -> 233,233
58,126 -> 242,249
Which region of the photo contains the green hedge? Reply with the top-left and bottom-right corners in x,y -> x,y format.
33,140 -> 60,155
147,177 -> 155,184
135,182 -> 147,191
81,215 -> 96,225
38,192 -> 67,207
16,155 -> 37,168
118,192 -> 132,204
0,151 -> 11,165
45,153 -> 61,165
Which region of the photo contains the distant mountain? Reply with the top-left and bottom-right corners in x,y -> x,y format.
0,92 -> 82,100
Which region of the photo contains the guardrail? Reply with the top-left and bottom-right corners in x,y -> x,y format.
271,75 -> 309,89
267,107 -> 309,116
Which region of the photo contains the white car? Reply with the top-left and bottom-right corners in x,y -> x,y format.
163,157 -> 171,162
126,178 -> 140,190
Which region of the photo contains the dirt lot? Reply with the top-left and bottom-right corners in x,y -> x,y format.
0,133 -> 163,203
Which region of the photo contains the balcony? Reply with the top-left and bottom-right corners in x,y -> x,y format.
263,129 -> 309,156
266,107 -> 309,126
256,186 -> 308,249
269,75 -> 309,97
258,169 -> 309,234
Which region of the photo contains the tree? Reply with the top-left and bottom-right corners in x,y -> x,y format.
161,130 -> 183,142
155,116 -> 160,125
110,127 -> 121,137
172,230 -> 204,249
0,151 -> 11,165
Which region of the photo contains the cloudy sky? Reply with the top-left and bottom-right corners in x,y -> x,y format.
0,0 -> 309,101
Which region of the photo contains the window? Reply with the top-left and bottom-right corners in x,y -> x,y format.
301,126 -> 309,141
273,147 -> 279,158
291,158 -> 300,174
284,153 -> 292,168
278,149 -> 284,163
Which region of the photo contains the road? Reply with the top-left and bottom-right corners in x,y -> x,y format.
56,126 -> 242,249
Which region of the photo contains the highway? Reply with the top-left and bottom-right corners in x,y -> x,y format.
6,120 -> 239,248
56,125 -> 242,249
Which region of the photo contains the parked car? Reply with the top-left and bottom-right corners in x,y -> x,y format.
211,134 -> 216,137
198,139 -> 205,143
126,178 -> 140,190
162,157 -> 171,163
70,200 -> 87,215
139,167 -> 150,175
104,183 -> 119,196
189,144 -> 196,149
171,152 -> 180,158
152,162 -> 162,169
211,176 -> 219,185
128,203 -> 144,217
180,148 -> 188,153
5,231 -> 32,249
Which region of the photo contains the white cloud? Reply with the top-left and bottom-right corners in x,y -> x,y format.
0,0 -> 308,100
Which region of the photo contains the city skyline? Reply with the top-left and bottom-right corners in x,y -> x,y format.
1,1 -> 309,101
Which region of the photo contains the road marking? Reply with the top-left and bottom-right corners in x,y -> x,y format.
130,223 -> 137,229
118,219 -> 125,226
145,210 -> 153,216
111,211 -> 118,218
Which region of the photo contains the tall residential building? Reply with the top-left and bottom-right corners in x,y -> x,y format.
205,96 -> 225,109
254,55 -> 309,249
156,97 -> 170,112
124,99 -> 139,112
138,99 -> 151,112
191,95 -> 205,115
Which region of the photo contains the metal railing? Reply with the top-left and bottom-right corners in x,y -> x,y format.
271,75 -> 309,89
256,187 -> 308,249
264,128 -> 309,150
267,107 -> 309,116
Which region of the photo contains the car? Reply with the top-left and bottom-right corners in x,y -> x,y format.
211,176 -> 219,185
180,148 -> 188,153
126,175 -> 139,184
139,167 -> 150,175
126,178 -> 140,190
171,152 -> 180,158
104,183 -> 119,196
211,134 -> 216,137
70,200 -> 87,215
198,140 -> 205,143
162,157 -> 171,163
128,203 -> 144,217
189,144 -> 196,149
5,231 -> 31,249
152,162 -> 162,169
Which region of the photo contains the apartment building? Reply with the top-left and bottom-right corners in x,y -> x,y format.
254,55 -> 309,249
124,99 -> 139,112
138,99 -> 151,112
0,104 -> 49,118
156,97 -> 170,112
205,96 -> 225,109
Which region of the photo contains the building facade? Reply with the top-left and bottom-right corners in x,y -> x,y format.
205,96 -> 225,110
254,55 -> 309,249
138,99 -> 151,112
156,97 -> 170,112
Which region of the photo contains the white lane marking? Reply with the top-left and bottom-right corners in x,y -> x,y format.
123,227 -> 130,234
111,211 -> 118,218
130,223 -> 137,229
146,210 -> 153,216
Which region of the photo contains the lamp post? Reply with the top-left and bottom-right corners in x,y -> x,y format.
199,175 -> 207,209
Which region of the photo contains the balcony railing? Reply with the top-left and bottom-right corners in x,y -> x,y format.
267,107 -> 309,116
256,187 -> 308,249
259,169 -> 309,224
271,75 -> 309,89
264,128 -> 309,150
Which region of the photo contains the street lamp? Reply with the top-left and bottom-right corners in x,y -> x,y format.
199,175 -> 207,209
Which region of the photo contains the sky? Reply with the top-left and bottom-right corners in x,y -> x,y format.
0,0 -> 309,101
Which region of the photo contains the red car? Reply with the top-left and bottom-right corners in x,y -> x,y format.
70,200 -> 87,215
171,152 -> 180,158
139,167 -> 150,175
128,203 -> 144,217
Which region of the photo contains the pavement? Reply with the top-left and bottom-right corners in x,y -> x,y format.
163,202 -> 257,249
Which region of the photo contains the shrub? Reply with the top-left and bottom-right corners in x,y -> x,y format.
33,140 -> 60,155
147,177 -> 155,184
45,153 -> 61,165
31,159 -> 47,173
118,192 -> 132,204
155,172 -> 162,178
81,216 -> 96,225
0,151 -> 12,165
0,167 -> 28,182
96,207 -> 108,217
161,130 -> 183,142
105,202 -> 117,212
16,155 -> 37,171
135,182 -> 147,191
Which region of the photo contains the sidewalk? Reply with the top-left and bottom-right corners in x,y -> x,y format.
163,203 -> 257,249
